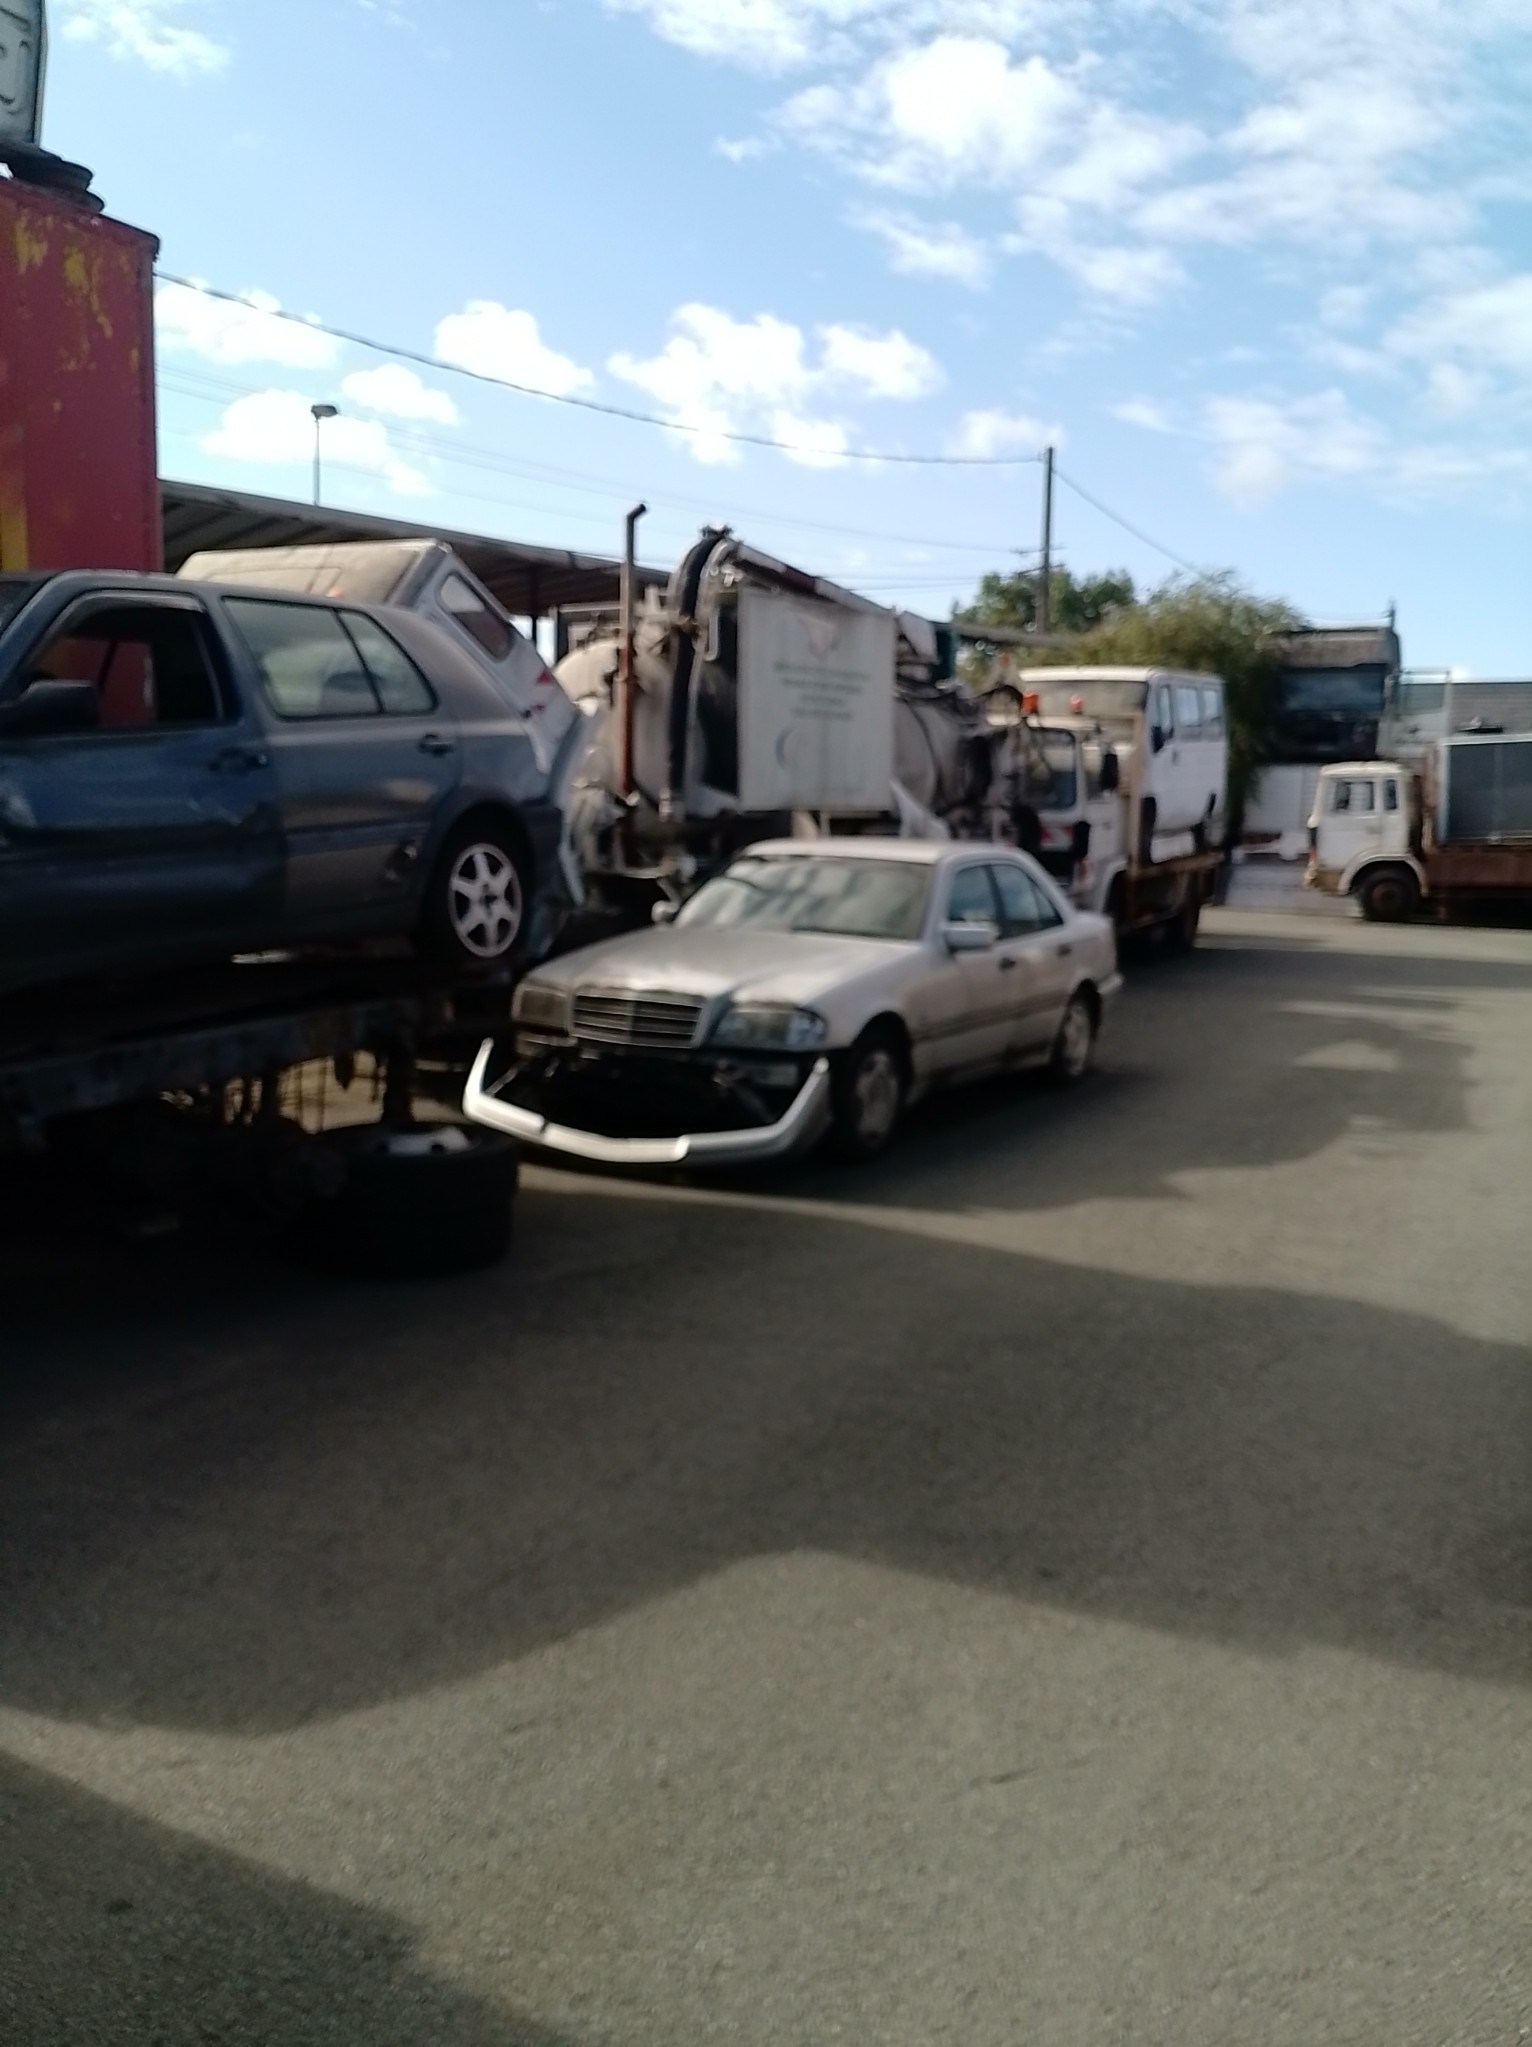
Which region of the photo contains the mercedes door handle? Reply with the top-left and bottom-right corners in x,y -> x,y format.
419,733 -> 456,757
998,955 -> 1018,972
209,745 -> 269,773
1055,943 -> 1073,958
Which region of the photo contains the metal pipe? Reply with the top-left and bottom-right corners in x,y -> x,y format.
618,501 -> 647,799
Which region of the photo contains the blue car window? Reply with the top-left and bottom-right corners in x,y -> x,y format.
341,612 -> 437,716
225,598 -> 383,721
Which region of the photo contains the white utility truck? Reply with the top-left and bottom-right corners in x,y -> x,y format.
1306,733 -> 1532,920
989,668 -> 1230,945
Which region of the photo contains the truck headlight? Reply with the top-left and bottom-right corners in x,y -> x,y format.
513,982 -> 571,1034
711,1004 -> 828,1051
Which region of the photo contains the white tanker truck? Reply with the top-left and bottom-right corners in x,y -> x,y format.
553,525 -> 1064,919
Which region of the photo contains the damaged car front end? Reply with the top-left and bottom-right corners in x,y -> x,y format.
463,981 -> 834,1167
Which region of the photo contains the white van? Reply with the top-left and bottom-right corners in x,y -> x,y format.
1024,668 -> 1229,853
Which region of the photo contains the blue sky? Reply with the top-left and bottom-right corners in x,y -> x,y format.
37,0 -> 1532,673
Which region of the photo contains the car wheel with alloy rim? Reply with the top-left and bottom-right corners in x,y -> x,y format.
1049,991 -> 1097,1085
423,820 -> 528,976
830,1024 -> 907,1161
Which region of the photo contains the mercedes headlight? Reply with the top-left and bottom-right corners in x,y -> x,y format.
711,1004 -> 828,1051
513,981 -> 571,1034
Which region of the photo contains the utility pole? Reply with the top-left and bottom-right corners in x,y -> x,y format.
1037,444 -> 1055,636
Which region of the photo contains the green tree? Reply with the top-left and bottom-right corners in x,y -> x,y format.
959,565 -> 1137,637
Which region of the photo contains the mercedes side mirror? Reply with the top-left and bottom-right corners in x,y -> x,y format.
943,920 -> 998,954
1099,750 -> 1121,792
0,678 -> 101,739
1150,724 -> 1167,755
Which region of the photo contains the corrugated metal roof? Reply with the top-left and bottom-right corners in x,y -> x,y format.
161,480 -> 666,617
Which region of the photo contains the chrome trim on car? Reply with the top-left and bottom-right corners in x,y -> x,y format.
570,987 -> 706,1050
463,1042 -> 833,1167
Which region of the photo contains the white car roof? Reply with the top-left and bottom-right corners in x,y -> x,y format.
736,838 -> 1020,868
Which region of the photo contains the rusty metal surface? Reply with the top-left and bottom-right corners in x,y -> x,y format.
0,180 -> 160,575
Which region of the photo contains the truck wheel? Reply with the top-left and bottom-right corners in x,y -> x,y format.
1049,992 -> 1098,1085
1357,867 -> 1419,923
1165,893 -> 1202,952
300,1121 -> 518,1276
423,821 -> 529,975
830,1025 -> 907,1161
1138,796 -> 1158,866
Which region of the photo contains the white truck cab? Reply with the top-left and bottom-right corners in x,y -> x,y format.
1306,762 -> 1421,919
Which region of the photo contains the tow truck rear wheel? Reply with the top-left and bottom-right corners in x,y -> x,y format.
1357,866 -> 1419,923
1165,891 -> 1202,952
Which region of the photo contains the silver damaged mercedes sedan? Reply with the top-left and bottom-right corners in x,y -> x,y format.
464,840 -> 1122,1167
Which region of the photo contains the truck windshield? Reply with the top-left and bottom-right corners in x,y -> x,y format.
677,857 -> 932,941
0,576 -> 44,634
1024,731 -> 1079,811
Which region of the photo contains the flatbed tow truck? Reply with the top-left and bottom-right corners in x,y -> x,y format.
0,85 -> 520,1269
0,960 -> 520,1269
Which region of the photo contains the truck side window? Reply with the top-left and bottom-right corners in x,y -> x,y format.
1200,686 -> 1225,737
1153,683 -> 1174,742
226,599 -> 383,720
1331,780 -> 1375,814
1383,780 -> 1400,812
440,574 -> 514,661
1176,684 -> 1203,737
26,602 -> 228,730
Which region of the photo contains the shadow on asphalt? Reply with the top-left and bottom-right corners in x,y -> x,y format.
0,920 -> 1528,1741
0,1194 -> 1528,1740
0,1753 -> 579,2046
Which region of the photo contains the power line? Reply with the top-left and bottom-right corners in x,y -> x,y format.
157,367 -> 1041,559
1053,464 -> 1203,577
161,365 -> 1043,562
155,274 -> 1047,469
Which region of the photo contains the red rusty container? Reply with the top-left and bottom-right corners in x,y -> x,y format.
0,177 -> 160,574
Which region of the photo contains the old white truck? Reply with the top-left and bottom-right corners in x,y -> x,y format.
986,668 -> 1229,944
1306,733 -> 1532,920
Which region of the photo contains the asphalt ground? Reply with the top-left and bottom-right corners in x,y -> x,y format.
2,905 -> 1529,2045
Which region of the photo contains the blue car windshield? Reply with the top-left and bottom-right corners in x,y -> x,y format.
677,857 -> 932,941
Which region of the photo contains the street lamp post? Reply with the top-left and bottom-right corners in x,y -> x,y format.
311,403 -> 339,505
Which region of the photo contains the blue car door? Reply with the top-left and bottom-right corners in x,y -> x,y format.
219,595 -> 461,936
0,589 -> 283,988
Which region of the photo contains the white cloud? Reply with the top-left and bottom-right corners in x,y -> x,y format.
1113,397 -> 1174,434
1204,389 -> 1388,505
340,364 -> 459,425
608,302 -> 943,464
434,303 -> 593,397
155,283 -> 338,370
947,407 -> 1049,459
770,412 -> 851,467
607,0 -> 881,70
819,323 -> 943,400
856,212 -> 992,288
1389,273 -> 1532,383
716,135 -> 772,163
204,390 -> 431,497
1319,285 -> 1372,330
59,0 -> 228,75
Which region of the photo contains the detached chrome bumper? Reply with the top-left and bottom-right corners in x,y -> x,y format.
462,1042 -> 834,1168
